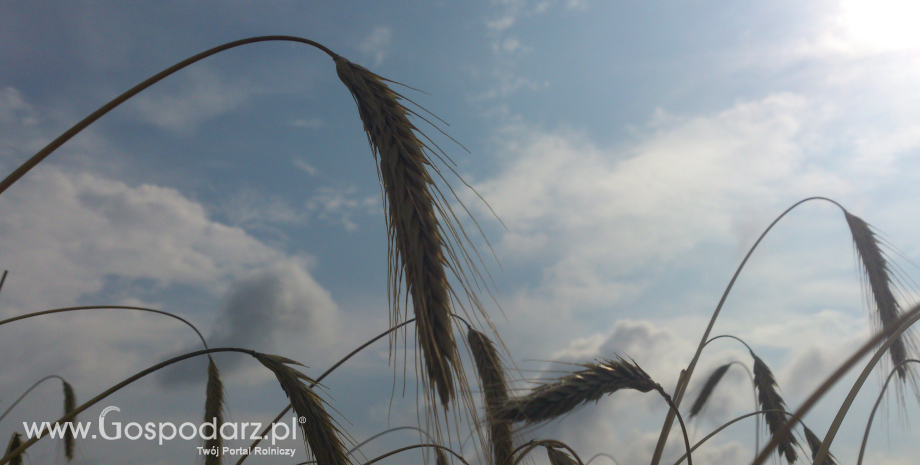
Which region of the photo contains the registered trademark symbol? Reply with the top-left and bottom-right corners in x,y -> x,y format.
299,416 -> 307,424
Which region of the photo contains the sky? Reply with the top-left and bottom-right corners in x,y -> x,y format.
2,1 -> 920,464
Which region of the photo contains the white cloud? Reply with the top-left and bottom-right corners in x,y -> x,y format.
217,185 -> 304,230
517,319 -> 752,465
305,184 -> 378,232
293,158 -> 317,175
0,165 -> 287,310
469,94 -> 846,311
359,26 -> 393,67
479,0 -> 549,101
0,86 -> 39,126
487,16 -> 515,31
565,0 -> 590,10
501,37 -> 522,53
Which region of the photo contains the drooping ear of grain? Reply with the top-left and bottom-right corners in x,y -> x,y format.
436,447 -> 450,465
545,446 -> 578,465
62,381 -> 77,460
334,55 -> 459,408
803,424 -> 837,465
689,363 -> 731,418
468,328 -> 512,465
256,353 -> 349,465
203,357 -> 225,465
5,432 -> 22,465
844,211 -> 913,379
751,353 -> 797,464
495,357 -> 659,424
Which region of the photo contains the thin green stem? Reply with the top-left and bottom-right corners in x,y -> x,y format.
0,347 -> 256,465
0,36 -> 339,197
651,196 -> 844,465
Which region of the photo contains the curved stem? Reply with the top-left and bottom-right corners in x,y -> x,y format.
812,314 -> 920,464
358,444 -> 469,465
506,439 -> 537,464
728,361 -> 759,460
586,453 -> 621,465
347,425 -> 435,456
655,387 -> 693,465
0,375 -> 67,423
671,409 -> 789,465
857,359 -> 920,465
0,347 -> 256,465
511,439 -> 585,465
0,305 -> 208,349
703,335 -> 754,354
751,301 -> 920,465
234,319 -> 415,465
701,337 -> 759,458
0,36 -> 339,197
651,196 -> 844,465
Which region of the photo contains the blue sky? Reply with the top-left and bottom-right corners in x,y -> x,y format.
2,1 -> 920,464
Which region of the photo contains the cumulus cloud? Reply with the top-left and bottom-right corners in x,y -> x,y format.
160,259 -> 338,385
0,166 -> 289,311
466,93 -> 861,316
523,319 -> 751,465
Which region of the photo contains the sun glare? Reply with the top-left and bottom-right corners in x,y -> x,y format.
839,0 -> 920,51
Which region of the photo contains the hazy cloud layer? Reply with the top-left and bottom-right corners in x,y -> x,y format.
128,66 -> 260,136
5,2 -> 920,464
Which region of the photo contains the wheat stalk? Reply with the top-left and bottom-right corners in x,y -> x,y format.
688,363 -> 731,418
61,380 -> 76,460
3,434 -> 21,465
545,446 -> 579,465
495,357 -> 658,424
468,328 -> 513,465
844,211 -> 917,380
0,375 -> 78,460
436,446 -> 450,465
751,353 -> 797,463
334,56 -> 462,408
255,353 -> 349,465
203,357 -> 225,465
803,424 -> 837,465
